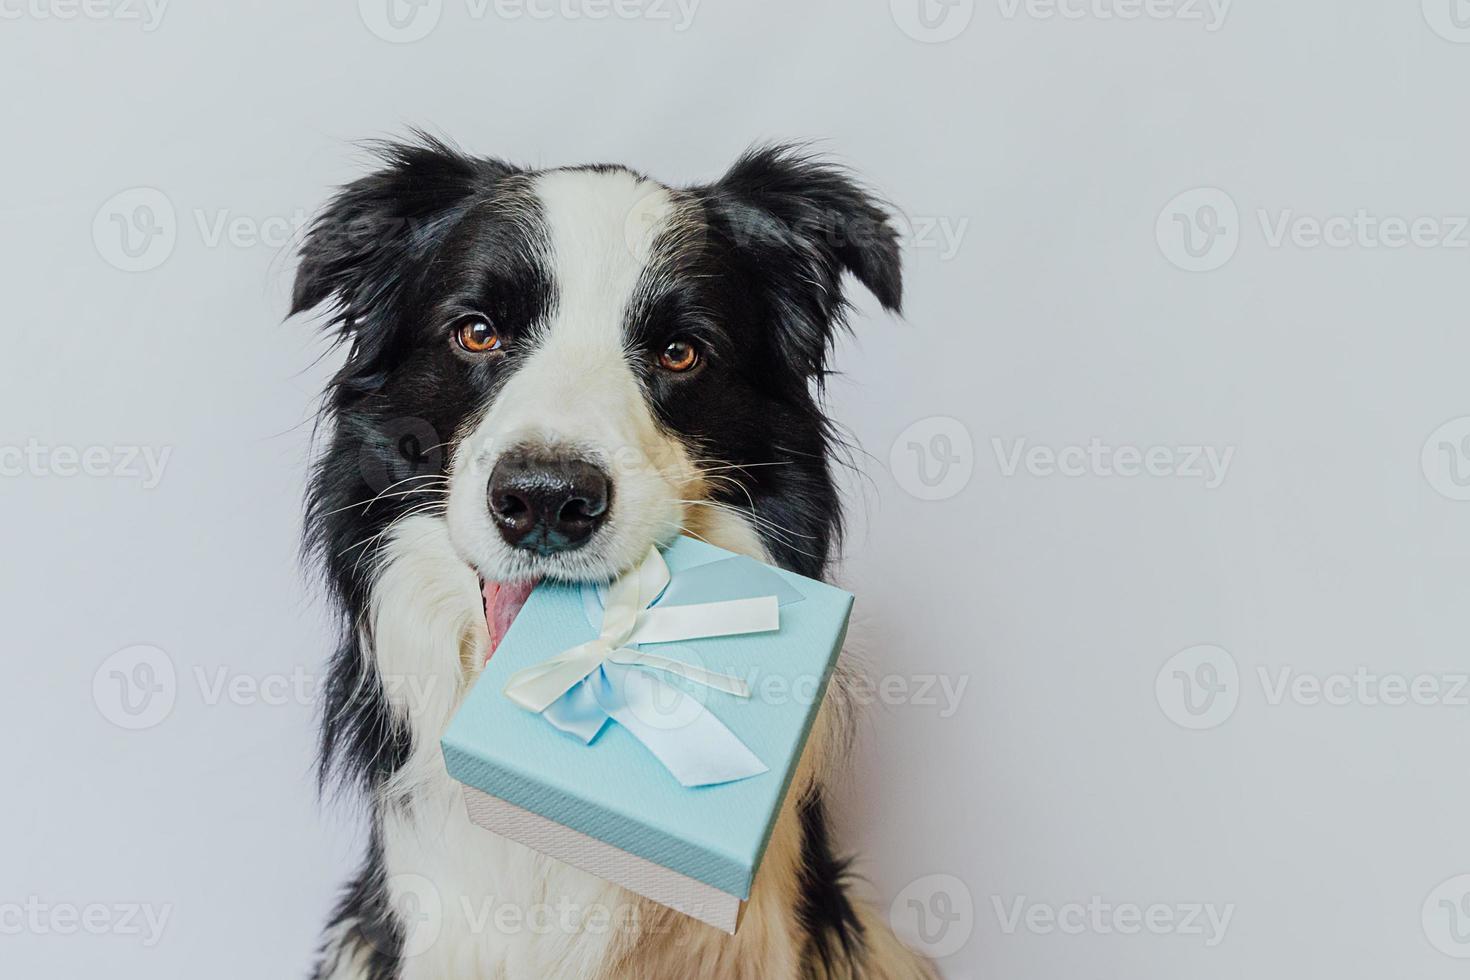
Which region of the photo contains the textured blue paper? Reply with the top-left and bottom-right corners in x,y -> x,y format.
441,537 -> 852,900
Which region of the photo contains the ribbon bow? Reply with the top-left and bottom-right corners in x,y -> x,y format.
501,546 -> 778,787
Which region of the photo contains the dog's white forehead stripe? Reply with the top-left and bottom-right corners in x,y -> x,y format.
445,168 -> 753,582
487,168 -> 679,459
532,168 -> 678,351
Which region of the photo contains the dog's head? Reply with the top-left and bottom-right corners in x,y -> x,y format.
294,137 -> 901,601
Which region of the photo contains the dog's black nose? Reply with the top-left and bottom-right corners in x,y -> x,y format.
488,449 -> 611,555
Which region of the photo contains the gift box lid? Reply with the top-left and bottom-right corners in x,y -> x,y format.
441,536 -> 852,900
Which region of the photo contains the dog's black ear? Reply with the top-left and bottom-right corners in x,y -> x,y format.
701,144 -> 903,375
290,135 -> 508,325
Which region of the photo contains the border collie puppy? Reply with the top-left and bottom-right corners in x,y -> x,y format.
293,135 -> 930,979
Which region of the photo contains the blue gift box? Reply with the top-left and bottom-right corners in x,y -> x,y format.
441,536 -> 852,932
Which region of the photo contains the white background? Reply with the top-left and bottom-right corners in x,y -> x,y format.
4,1 -> 1470,977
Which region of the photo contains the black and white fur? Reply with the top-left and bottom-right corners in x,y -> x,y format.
292,135 -> 930,979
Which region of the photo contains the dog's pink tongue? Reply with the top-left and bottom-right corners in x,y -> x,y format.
483,579 -> 538,663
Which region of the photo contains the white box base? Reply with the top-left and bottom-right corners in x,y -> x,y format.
460,786 -> 745,934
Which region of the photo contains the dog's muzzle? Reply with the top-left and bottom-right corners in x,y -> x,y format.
487,446 -> 612,556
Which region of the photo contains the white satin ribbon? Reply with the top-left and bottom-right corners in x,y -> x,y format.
501,546 -> 778,786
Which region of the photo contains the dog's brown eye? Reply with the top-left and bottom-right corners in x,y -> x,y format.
455,317 -> 502,354
658,339 -> 700,373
